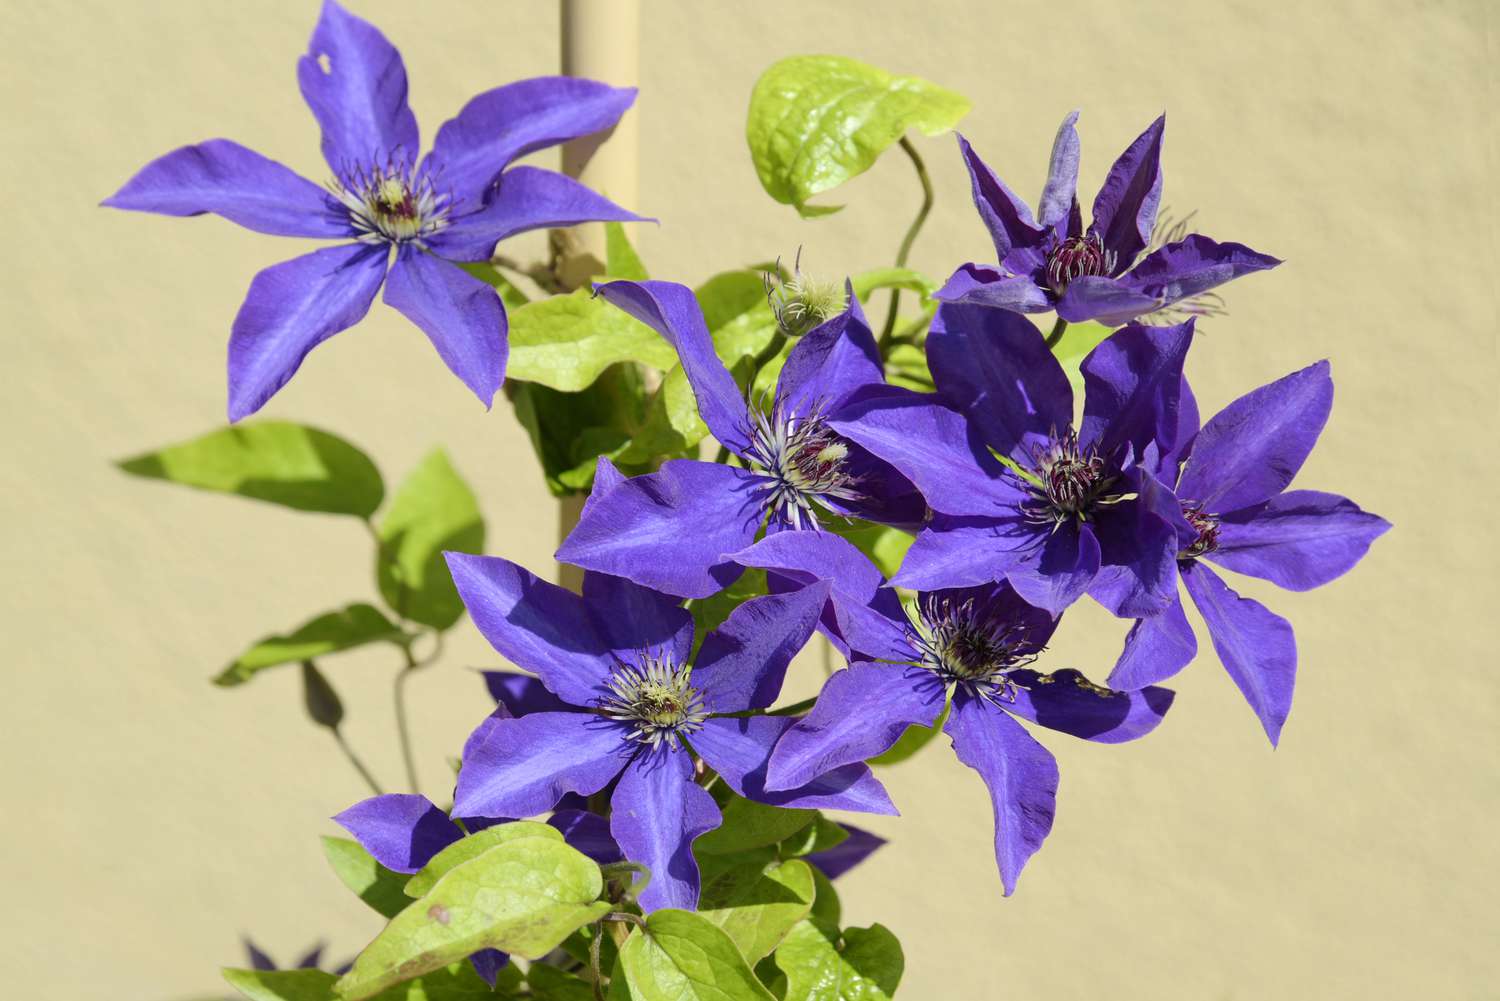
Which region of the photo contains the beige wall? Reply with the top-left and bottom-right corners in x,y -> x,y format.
3,1 -> 1494,998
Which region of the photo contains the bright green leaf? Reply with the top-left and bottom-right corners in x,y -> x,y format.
405,822 -> 562,898
458,261 -> 530,311
508,288 -> 677,392
829,523 -> 913,581
527,962 -> 596,1001
614,364 -> 710,467
849,268 -> 936,300
1049,320 -> 1113,398
773,920 -> 903,1001
807,868 -> 840,929
698,858 -> 816,963
779,818 -> 848,860
223,968 -> 336,1001
605,222 -> 649,282
215,604 -> 402,686
616,910 -> 776,1001
695,271 -> 779,363
748,55 -> 969,217
695,794 -> 815,856
688,569 -> 767,658
335,838 -> 609,1000
321,836 -> 412,919
376,449 -> 484,630
118,421 -> 383,517
882,342 -> 935,394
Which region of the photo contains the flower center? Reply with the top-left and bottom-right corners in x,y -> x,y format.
1044,234 -> 1115,295
1179,502 -> 1220,560
747,402 -> 861,531
1020,429 -> 1123,525
912,597 -> 1043,700
599,653 -> 706,749
332,158 -> 449,247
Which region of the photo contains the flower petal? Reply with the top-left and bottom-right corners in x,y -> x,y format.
692,582 -> 830,714
297,0 -> 419,173
468,951 -> 510,988
805,824 -> 887,881
933,264 -> 1052,313
956,133 -> 1047,260
227,242 -> 388,421
1005,669 -> 1174,743
1176,361 -> 1334,514
382,248 -> 506,407
608,746 -> 720,911
766,664 -> 944,791
453,711 -> 631,819
431,166 -> 647,261
1006,523 -> 1102,616
775,283 -> 883,416
1089,114 -> 1164,268
581,455 -> 627,519
547,809 -> 623,865
1107,591 -> 1198,690
425,77 -> 636,198
1037,110 -> 1082,234
1087,472 -> 1186,619
443,552 -> 614,705
1054,275 -> 1165,326
944,690 -> 1059,895
482,670 -> 570,716
556,459 -> 765,599
581,571 -> 694,666
892,514 -> 1034,592
1124,233 -> 1281,305
928,302 -> 1073,459
1181,561 -> 1297,746
691,716 -> 897,815
1212,489 -> 1391,591
1078,319 -> 1194,458
332,794 -> 460,873
103,139 -> 347,238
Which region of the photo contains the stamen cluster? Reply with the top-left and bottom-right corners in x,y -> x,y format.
1178,503 -> 1221,560
331,156 -> 450,247
1021,429 -> 1122,526
1044,233 -> 1116,295
747,401 -> 861,531
599,652 -> 707,749
911,596 -> 1043,701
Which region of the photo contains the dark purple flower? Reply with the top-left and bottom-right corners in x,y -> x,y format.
1108,363 -> 1389,744
441,553 -> 896,911
243,938 -> 350,975
833,303 -> 1194,619
936,113 -> 1280,326
555,280 -> 924,598
103,0 -> 643,420
804,823 -> 886,881
735,531 -> 1173,894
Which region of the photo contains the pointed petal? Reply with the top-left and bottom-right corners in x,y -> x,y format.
692,582 -> 830,713
805,824 -> 886,881
1006,670 -> 1173,743
928,302 -> 1073,458
453,711 -> 631,818
1006,524 -> 1101,616
1090,114 -> 1164,268
944,691 -> 1059,895
297,0 -> 419,172
1038,111 -> 1082,233
1087,472 -> 1186,619
609,746 -> 720,911
382,248 -> 506,406
426,77 -> 636,198
956,133 -> 1047,260
892,515 -> 1035,592
547,809 -> 623,865
332,794 -> 460,873
775,283 -> 883,415
1124,233 -> 1281,305
1155,376 -> 1200,477
245,940 -> 276,972
227,242 -> 387,421
581,572 -> 694,665
1182,561 -> 1297,746
691,716 -> 897,815
1212,489 -> 1390,591
1176,361 -> 1334,513
1107,591 -> 1198,690
482,670 -> 570,716
556,459 -> 764,599
767,665 -> 944,791
103,139 -> 346,237
1079,319 -> 1194,457
1055,275 -> 1165,326
443,552 -> 614,705
933,263 -> 1052,313
431,166 -> 647,261
294,945 -> 326,970
580,455 -> 627,519
468,951 -> 510,988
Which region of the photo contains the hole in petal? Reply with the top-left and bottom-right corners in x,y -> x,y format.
317,53 -> 331,74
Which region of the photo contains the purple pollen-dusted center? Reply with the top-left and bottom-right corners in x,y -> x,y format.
1044,233 -> 1115,296
332,157 -> 450,247
911,597 -> 1043,700
1021,429 -> 1120,526
1179,503 -> 1221,561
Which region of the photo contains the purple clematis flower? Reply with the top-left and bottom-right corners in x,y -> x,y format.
936,113 -> 1280,326
555,279 -> 924,598
442,552 -> 896,912
1107,363 -> 1390,744
243,939 -> 351,976
104,0 -> 642,420
834,303 -> 1194,619
735,531 -> 1173,894
804,823 -> 886,881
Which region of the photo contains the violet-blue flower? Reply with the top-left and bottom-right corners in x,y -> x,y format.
936,112 -> 1280,326
555,279 -> 924,598
103,0 -> 643,420
834,303 -> 1194,619
441,552 -> 896,911
734,531 -> 1173,893
1107,363 -> 1390,744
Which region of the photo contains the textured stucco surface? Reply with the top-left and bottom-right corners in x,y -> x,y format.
2,1 -> 1495,998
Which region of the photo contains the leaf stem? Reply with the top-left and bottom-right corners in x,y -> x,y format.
1045,316 -> 1069,349
879,136 -> 935,352
394,646 -> 421,794
331,728 -> 384,797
